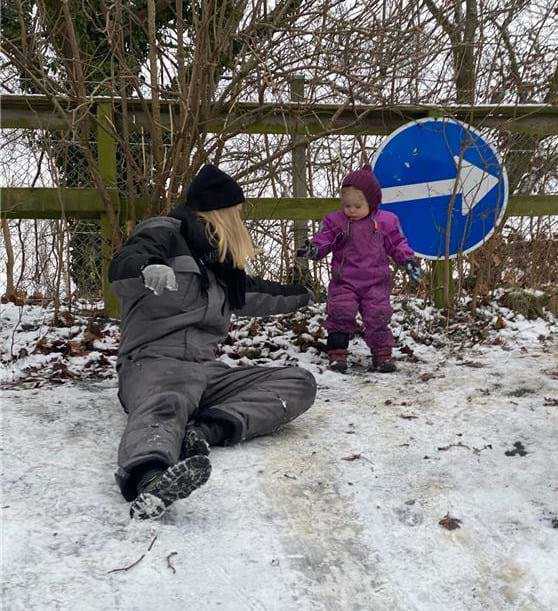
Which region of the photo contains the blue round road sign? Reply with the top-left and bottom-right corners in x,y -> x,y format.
372,118 -> 508,259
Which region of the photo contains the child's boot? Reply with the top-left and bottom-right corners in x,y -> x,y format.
327,348 -> 348,372
373,347 -> 397,373
326,332 -> 350,372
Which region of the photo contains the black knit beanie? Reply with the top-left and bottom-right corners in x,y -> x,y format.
185,164 -> 245,211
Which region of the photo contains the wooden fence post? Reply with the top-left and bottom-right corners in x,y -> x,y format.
426,111 -> 455,309
96,101 -> 120,317
290,75 -> 310,284
432,259 -> 454,310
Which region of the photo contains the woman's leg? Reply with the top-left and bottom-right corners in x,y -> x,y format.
193,362 -> 317,445
115,355 -> 206,501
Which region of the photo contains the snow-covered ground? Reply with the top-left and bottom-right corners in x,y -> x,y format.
1,298 -> 558,610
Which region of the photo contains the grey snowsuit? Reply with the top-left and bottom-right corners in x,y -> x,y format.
109,213 -> 316,501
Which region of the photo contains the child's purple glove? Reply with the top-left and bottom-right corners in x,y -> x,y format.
404,259 -> 423,284
296,240 -> 319,260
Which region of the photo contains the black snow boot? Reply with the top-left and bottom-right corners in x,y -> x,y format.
130,455 -> 211,520
181,425 -> 211,458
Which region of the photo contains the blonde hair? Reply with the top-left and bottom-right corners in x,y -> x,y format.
197,205 -> 255,269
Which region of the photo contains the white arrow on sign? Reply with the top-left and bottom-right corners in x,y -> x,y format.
381,157 -> 500,215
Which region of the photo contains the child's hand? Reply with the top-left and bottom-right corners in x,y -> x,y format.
296,240 -> 319,260
404,259 -> 423,284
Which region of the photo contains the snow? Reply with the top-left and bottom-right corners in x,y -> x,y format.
2,298 -> 558,610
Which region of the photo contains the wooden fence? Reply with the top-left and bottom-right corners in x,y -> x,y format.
1,93 -> 557,314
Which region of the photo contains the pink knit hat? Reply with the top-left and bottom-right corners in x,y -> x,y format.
341,164 -> 382,211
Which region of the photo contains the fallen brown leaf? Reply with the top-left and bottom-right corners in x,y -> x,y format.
420,372 -> 435,382
438,513 -> 462,530
50,362 -> 77,380
82,321 -> 105,347
246,320 -> 261,337
67,341 -> 86,357
1,290 -> 27,306
97,354 -> 111,367
33,337 -> 51,354
494,316 -> 507,330
400,345 -> 419,362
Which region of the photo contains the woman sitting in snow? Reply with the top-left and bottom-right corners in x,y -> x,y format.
297,164 -> 422,373
109,164 -> 316,520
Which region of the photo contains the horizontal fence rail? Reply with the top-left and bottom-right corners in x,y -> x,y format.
2,95 -> 558,136
1,188 -> 557,220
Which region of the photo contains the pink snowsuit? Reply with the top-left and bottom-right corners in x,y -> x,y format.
311,208 -> 414,352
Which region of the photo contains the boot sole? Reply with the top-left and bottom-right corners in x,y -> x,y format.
376,364 -> 397,373
181,430 -> 210,458
130,455 -> 211,520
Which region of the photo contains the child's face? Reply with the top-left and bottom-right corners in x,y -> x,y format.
341,187 -> 370,220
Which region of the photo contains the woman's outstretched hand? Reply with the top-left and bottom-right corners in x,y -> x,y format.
141,264 -> 178,296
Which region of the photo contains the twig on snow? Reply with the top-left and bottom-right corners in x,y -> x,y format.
107,535 -> 158,575
107,554 -> 146,575
437,442 -> 471,452
438,442 -> 493,455
341,453 -> 374,466
166,552 -> 178,574
147,535 -> 158,551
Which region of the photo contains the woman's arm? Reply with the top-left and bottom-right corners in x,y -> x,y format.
234,276 -> 313,318
108,218 -> 177,282
108,218 -> 181,310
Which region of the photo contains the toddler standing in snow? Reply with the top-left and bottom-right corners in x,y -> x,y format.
297,165 -> 422,373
